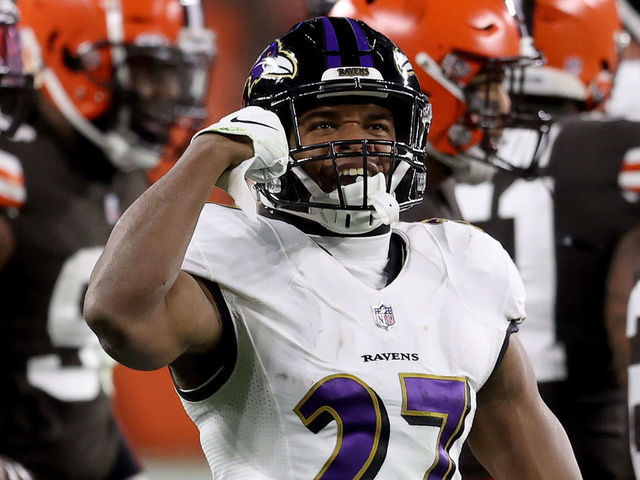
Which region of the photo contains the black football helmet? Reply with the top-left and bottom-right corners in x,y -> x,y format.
243,16 -> 432,234
0,0 -> 32,137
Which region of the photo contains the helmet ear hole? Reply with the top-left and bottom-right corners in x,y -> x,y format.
62,47 -> 83,72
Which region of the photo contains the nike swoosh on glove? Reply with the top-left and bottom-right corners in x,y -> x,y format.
192,105 -> 290,183
191,106 -> 291,220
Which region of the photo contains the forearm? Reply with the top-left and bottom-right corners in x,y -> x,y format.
84,106 -> 286,369
84,134 -> 249,334
88,137 -> 219,310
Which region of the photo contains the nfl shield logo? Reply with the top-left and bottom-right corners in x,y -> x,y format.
372,304 -> 396,330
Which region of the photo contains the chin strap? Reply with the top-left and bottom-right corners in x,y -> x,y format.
277,168 -> 399,234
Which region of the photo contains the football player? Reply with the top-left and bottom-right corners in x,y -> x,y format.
454,0 -> 640,478
84,16 -> 581,479
0,0 -> 214,478
603,3 -> 640,473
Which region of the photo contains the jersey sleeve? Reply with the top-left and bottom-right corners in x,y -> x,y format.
461,221 -> 527,324
182,203 -> 292,297
0,149 -> 26,209
424,219 -> 527,326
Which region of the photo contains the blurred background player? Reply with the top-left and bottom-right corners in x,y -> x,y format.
329,0 -> 546,221
0,0 -> 215,478
585,2 -> 640,469
608,0 -> 640,459
616,4 -> 640,467
453,0 -> 640,478
0,5 -> 35,480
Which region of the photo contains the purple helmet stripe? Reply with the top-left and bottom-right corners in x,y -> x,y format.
347,18 -> 374,67
322,17 -> 341,68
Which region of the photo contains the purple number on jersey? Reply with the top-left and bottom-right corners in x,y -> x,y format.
294,373 -> 470,479
400,374 -> 470,480
294,374 -> 389,479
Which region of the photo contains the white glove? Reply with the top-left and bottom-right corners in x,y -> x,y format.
192,106 -> 290,220
194,106 -> 290,181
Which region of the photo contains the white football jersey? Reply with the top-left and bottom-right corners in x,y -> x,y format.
179,204 -> 525,480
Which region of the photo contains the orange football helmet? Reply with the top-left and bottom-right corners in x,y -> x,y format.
18,0 -> 215,170
526,0 -> 622,109
330,0 -> 540,162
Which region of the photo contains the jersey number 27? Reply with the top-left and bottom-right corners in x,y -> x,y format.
294,373 -> 470,480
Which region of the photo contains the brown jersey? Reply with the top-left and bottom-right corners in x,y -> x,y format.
0,121 -> 148,479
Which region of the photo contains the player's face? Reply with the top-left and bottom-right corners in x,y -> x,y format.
293,103 -> 396,193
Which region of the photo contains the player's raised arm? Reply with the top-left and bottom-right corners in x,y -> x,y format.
83,107 -> 289,371
468,334 -> 583,479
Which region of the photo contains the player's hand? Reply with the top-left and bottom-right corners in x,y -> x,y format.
0,456 -> 34,480
192,106 -> 290,183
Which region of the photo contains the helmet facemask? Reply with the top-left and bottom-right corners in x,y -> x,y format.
244,17 -> 431,233
255,78 -> 431,234
430,49 -> 551,181
75,27 -> 214,167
